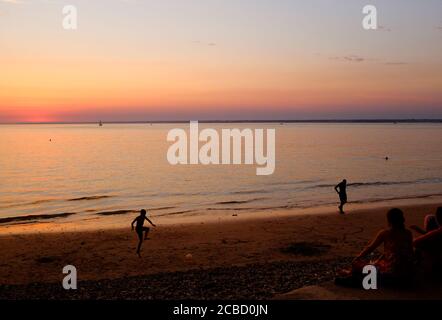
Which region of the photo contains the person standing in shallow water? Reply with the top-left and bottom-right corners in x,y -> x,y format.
131,209 -> 156,257
334,179 -> 347,214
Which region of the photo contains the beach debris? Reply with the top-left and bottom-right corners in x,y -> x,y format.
281,242 -> 331,257
221,238 -> 249,245
185,253 -> 193,260
232,213 -> 238,217
36,256 -> 58,264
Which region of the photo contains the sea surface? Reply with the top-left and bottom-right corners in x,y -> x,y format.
1,123 -> 442,231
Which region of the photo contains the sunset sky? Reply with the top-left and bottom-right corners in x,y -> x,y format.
1,0 -> 442,122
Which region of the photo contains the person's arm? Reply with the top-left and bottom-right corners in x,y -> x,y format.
355,230 -> 386,260
410,225 -> 426,235
414,228 -> 442,249
146,217 -> 156,227
334,184 -> 339,194
131,218 -> 137,230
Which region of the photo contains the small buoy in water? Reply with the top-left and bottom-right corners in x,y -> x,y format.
385,156 -> 389,160
185,253 -> 193,260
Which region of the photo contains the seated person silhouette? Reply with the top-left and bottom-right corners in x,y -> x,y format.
413,207 -> 442,278
131,209 -> 156,257
410,207 -> 442,235
335,208 -> 414,288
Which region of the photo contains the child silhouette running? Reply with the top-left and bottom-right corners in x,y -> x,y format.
131,209 -> 156,257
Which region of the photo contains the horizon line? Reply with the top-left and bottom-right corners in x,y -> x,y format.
2,119 -> 442,125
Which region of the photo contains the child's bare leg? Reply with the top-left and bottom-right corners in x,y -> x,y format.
136,231 -> 143,256
144,229 -> 150,240
136,239 -> 142,256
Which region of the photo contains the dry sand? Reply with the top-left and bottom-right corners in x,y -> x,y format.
0,202 -> 441,299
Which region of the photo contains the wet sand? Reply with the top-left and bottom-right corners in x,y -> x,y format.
0,203 -> 441,299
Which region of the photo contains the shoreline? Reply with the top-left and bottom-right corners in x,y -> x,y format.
1,195 -> 442,235
1,202 -> 441,296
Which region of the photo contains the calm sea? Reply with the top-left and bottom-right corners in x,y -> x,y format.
1,123 -> 442,231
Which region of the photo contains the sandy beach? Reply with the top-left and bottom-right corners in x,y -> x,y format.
1,202 -> 441,299
2,0 -> 442,306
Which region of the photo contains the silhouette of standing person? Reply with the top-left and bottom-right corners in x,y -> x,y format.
334,179 -> 347,214
131,209 -> 156,257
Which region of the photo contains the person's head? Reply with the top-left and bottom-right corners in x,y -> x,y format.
343,179 -> 347,184
424,215 -> 439,232
387,208 -> 405,229
140,209 -> 147,217
436,207 -> 442,226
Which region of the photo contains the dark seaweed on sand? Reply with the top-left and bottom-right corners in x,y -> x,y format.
281,242 -> 331,256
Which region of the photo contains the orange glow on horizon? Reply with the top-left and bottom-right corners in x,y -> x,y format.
1,46 -> 441,122
1,0 -> 442,122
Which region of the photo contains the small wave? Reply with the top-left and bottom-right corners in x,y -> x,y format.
306,178 -> 442,190
155,209 -> 196,217
0,198 -> 56,210
215,198 -> 265,205
30,199 -> 56,205
149,206 -> 176,211
68,195 -> 113,202
207,205 -> 291,211
94,207 -> 176,216
350,181 -> 415,187
0,212 -> 76,225
230,189 -> 272,195
96,210 -> 138,216
351,193 -> 442,204
149,191 -> 216,198
0,195 -> 114,210
267,179 -> 323,188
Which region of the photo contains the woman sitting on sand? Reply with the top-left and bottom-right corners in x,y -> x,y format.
410,207 -> 442,235
336,208 -> 414,288
413,208 -> 442,278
